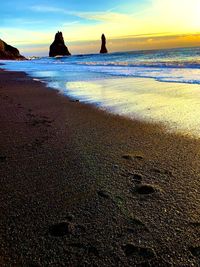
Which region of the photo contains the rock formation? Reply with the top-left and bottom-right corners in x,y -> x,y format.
100,34 -> 108,54
49,31 -> 71,57
0,39 -> 25,60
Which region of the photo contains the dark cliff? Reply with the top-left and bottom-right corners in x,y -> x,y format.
0,39 -> 26,60
49,32 -> 71,57
100,34 -> 108,54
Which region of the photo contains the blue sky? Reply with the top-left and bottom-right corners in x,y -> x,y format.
1,0 -> 144,30
1,0 -> 200,56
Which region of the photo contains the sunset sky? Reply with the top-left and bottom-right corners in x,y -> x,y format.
1,0 -> 200,56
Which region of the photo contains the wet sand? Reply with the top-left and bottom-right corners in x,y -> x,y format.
0,69 -> 200,266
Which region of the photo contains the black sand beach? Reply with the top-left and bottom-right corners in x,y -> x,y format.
0,69 -> 200,266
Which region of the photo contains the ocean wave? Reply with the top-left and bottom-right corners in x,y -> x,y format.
76,60 -> 200,69
2,47 -> 200,85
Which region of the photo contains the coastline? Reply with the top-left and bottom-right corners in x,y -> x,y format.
0,69 -> 200,266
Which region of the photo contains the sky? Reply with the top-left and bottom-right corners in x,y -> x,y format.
1,0 -> 200,56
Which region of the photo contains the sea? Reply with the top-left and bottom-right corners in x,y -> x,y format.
2,46 -> 200,138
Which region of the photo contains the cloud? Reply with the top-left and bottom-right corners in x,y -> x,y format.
28,1 -> 200,34
30,5 -> 140,23
74,11 -> 135,23
6,18 -> 44,25
62,21 -> 79,27
30,4 -> 149,24
30,5 -> 70,14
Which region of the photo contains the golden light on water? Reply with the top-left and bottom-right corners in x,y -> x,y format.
66,77 -> 200,137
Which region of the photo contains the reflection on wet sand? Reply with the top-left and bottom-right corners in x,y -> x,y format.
65,77 -> 200,137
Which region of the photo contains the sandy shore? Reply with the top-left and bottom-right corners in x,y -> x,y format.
0,69 -> 200,266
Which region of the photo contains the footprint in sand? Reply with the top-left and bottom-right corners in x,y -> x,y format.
122,152 -> 144,161
49,221 -> 73,237
17,103 -> 23,108
131,173 -> 143,184
49,221 -> 85,237
135,184 -> 157,195
97,190 -> 111,199
122,243 -> 155,260
0,155 -> 7,162
189,246 -> 200,261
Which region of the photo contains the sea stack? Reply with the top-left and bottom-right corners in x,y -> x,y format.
100,34 -> 108,54
49,31 -> 71,57
0,39 -> 25,60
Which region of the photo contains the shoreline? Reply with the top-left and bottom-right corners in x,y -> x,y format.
1,69 -> 200,266
2,61 -> 200,140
